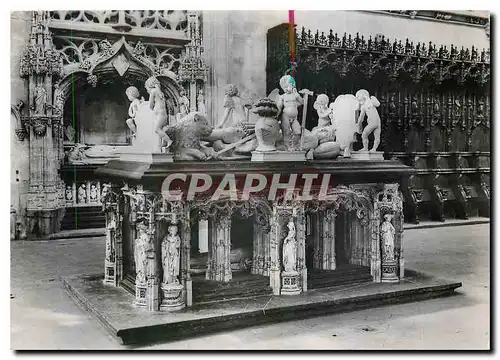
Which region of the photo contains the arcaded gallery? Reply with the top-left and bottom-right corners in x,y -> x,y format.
10,10 -> 489,343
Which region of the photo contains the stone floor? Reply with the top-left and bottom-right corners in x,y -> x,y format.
10,223 -> 490,350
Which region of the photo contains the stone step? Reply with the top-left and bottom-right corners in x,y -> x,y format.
307,266 -> 373,289
61,219 -> 106,231
308,268 -> 371,278
308,275 -> 374,289
193,286 -> 273,304
192,273 -> 272,304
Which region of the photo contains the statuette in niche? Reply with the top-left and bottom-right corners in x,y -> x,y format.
282,220 -> 297,273
161,224 -> 181,285
380,213 -> 395,260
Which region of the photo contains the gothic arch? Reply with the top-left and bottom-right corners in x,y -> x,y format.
55,36 -> 184,113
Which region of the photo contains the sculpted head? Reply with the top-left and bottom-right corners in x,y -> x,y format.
186,112 -> 213,137
355,89 -> 370,105
279,75 -> 296,94
125,86 -> 140,101
168,224 -> 178,236
145,76 -> 161,93
314,94 -> 329,110
224,84 -> 239,97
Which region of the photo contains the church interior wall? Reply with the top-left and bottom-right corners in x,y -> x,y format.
204,10 -> 489,126
10,11 -> 31,224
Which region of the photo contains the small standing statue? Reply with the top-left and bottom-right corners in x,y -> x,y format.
34,84 -> 47,115
276,75 -> 304,150
197,89 -> 206,115
53,83 -> 65,115
380,213 -> 395,260
78,184 -> 86,204
282,220 -> 297,273
161,224 -> 181,285
313,94 -> 332,129
89,184 -> 98,202
125,86 -> 144,137
65,186 -> 73,201
106,215 -> 116,262
178,89 -> 190,118
145,76 -> 173,148
356,89 -> 381,152
134,222 -> 152,284
217,84 -> 247,129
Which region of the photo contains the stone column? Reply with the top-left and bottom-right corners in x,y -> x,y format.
102,184 -> 123,287
206,213 -> 232,282
252,220 -> 271,276
180,205 -> 192,307
269,207 -> 281,295
198,219 -> 209,253
262,225 -> 270,277
322,208 -> 337,270
312,213 -> 323,270
296,205 -> 307,292
202,11 -> 231,127
122,187 -> 161,311
370,207 -> 382,282
20,11 -> 65,238
251,220 -> 260,275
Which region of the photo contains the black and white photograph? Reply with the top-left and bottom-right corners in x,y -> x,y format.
7,6 -> 491,351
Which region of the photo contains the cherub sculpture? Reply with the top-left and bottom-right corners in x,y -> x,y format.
217,84 -> 248,129
313,94 -> 332,129
356,89 -> 381,152
145,76 -> 173,148
125,86 -> 144,137
276,75 -> 303,150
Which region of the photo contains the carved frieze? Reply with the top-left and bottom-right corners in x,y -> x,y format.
295,26 -> 490,86
49,10 -> 188,32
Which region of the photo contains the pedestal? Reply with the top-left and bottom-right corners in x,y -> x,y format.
381,259 -> 399,283
350,151 -> 384,161
251,151 -> 307,162
160,283 -> 185,311
119,152 -> 174,164
281,271 -> 302,295
134,282 -> 148,308
103,259 -> 116,285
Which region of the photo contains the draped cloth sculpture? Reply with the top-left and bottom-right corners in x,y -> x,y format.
160,223 -> 186,311
282,220 -> 297,273
161,224 -> 181,285
380,213 -> 395,261
280,219 -> 301,295
134,222 -> 152,284
329,94 -> 359,158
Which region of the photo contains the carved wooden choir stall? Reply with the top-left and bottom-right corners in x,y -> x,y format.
267,23 -> 490,224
